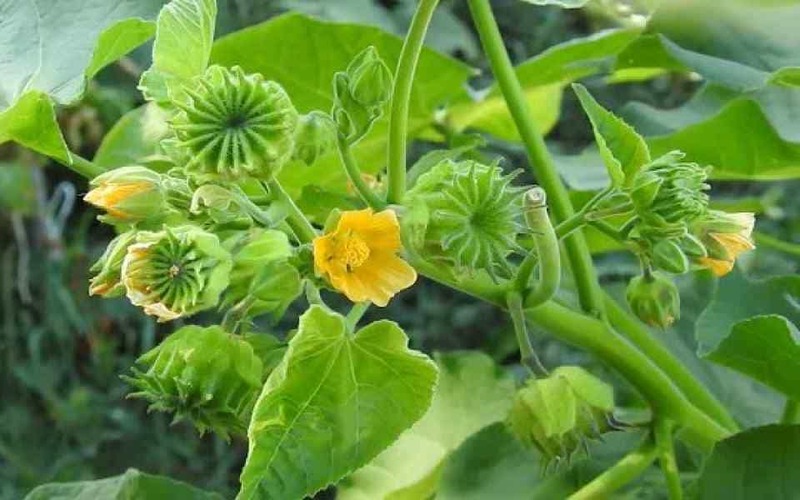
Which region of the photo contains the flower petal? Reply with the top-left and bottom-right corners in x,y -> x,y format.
698,256 -> 734,277
338,209 -> 402,252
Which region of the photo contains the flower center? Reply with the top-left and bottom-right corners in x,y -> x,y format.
341,232 -> 371,271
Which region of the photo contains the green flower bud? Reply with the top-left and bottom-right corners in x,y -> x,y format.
124,325 -> 263,439
292,111 -> 337,166
122,225 -> 233,322
223,229 -> 302,321
652,239 -> 689,274
346,46 -> 393,108
679,233 -> 707,258
508,366 -> 614,465
171,65 -> 299,180
333,47 -> 393,144
84,166 -> 168,224
406,160 -> 525,280
89,231 -> 137,297
632,151 -> 710,226
626,272 -> 680,328
689,210 -> 755,277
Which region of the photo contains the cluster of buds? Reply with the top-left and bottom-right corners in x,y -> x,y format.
507,366 -> 615,466
124,325 -> 265,439
405,159 -> 526,280
621,152 -> 755,327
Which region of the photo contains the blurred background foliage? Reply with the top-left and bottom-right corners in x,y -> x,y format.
2,0 -> 800,498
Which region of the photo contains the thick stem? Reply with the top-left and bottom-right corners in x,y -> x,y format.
467,0 -> 603,316
605,295 -> 738,432
386,0 -> 440,203
67,153 -> 105,179
654,418 -> 683,500
265,179 -> 317,244
345,302 -> 370,332
781,399 -> 800,424
568,439 -> 659,500
337,135 -> 387,210
410,255 -> 730,447
517,189 -> 560,306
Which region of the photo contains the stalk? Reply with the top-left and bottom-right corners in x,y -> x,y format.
467,0 -> 603,316
654,418 -> 683,500
265,179 -> 317,244
337,135 -> 386,210
66,153 -> 105,179
386,0 -> 440,203
568,439 -> 659,500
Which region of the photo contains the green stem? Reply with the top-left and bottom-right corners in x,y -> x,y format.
506,290 -> 545,375
755,232 -> 800,258
568,439 -> 659,500
337,135 -> 387,209
604,295 -> 738,432
781,399 -> 800,424
654,418 -> 683,500
411,255 -> 730,447
67,153 -> 105,179
590,220 -> 625,242
516,188 -> 560,307
555,212 -> 587,239
345,302 -> 370,332
467,0 -> 603,316
386,0 -> 440,203
266,179 -> 317,244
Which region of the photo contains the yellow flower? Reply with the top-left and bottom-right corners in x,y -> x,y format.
696,212 -> 755,277
84,166 -> 164,223
313,209 -> 417,306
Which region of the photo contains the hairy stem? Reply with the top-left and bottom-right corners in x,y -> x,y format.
654,418 -> 683,500
266,179 -> 317,244
604,295 -> 738,432
568,439 -> 659,500
386,0 -> 440,203
467,0 -> 603,316
337,135 -> 386,209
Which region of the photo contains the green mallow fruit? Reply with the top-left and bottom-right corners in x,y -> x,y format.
626,271 -> 681,329
125,325 -> 263,439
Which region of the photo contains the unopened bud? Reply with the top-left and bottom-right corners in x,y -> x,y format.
292,111 -> 337,166
347,46 -> 393,108
652,239 -> 689,274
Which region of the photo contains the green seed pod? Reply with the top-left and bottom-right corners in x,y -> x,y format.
407,159 -> 525,279
171,65 -> 299,180
652,239 -> 689,274
89,231 -> 137,297
626,271 -> 681,328
124,325 -> 263,439
292,111 -> 337,166
346,46 -> 393,108
122,225 -> 233,322
508,366 -> 614,465
84,166 -> 168,225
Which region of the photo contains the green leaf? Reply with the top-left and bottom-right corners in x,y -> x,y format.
436,423 -> 574,500
337,351 -> 515,500
0,0 -> 161,159
572,83 -> 651,186
24,468 -> 223,500
94,103 -> 171,169
695,270 -> 800,355
238,306 -> 437,500
695,424 -> 800,499
706,315 -> 800,401
448,28 -> 641,143
211,13 -> 471,196
625,84 -> 800,180
0,91 -> 70,163
140,0 -> 217,104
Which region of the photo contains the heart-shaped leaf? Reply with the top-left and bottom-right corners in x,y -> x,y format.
238,306 -> 437,500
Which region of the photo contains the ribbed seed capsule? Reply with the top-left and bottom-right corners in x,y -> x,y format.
171,65 -> 299,180
124,325 -> 264,440
408,160 -> 526,279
